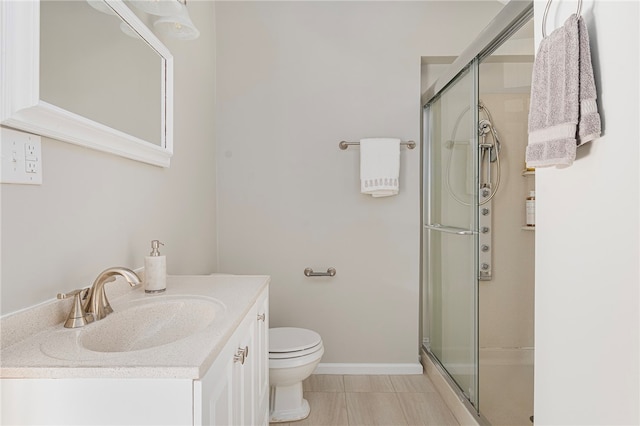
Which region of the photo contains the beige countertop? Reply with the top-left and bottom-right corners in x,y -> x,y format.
0,274 -> 269,380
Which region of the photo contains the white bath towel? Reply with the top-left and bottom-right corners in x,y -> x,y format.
526,14 -> 601,168
360,138 -> 400,197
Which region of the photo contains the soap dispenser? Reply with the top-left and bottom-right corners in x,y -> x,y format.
144,240 -> 166,293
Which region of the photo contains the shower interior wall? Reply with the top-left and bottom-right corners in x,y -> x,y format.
477,60 -> 535,426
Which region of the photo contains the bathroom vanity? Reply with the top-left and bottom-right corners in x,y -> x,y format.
0,274 -> 269,426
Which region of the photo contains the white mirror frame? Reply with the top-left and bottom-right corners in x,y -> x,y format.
0,0 -> 173,167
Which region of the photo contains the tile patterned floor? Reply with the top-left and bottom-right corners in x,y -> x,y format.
270,374 -> 459,426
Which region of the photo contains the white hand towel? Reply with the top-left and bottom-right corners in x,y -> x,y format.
360,138 -> 400,197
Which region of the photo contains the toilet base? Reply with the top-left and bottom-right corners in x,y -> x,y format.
269,382 -> 310,423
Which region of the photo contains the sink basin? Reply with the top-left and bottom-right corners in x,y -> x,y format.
79,296 -> 223,353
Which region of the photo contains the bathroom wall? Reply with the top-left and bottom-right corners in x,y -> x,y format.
0,2 -> 218,314
215,1 -> 503,366
533,0 -> 640,424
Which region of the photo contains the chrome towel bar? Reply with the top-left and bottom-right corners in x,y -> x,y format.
339,140 -> 416,150
304,267 -> 336,277
425,224 -> 476,235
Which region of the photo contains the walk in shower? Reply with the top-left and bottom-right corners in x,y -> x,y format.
421,2 -> 534,424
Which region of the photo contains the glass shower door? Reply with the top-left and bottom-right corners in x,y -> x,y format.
424,63 -> 479,408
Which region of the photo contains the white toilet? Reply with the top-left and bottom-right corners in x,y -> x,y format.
269,327 -> 324,423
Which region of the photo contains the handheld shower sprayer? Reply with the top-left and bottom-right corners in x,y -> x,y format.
445,100 -> 503,206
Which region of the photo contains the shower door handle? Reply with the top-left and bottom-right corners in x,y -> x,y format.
425,224 -> 476,235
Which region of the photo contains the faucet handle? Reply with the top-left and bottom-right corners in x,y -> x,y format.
57,288 -> 94,328
57,288 -> 86,300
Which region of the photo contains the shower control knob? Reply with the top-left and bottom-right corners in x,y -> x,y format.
481,245 -> 490,252
481,208 -> 490,216
481,227 -> 490,233
481,263 -> 490,271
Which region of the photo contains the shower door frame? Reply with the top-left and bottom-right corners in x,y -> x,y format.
423,61 -> 481,409
419,0 -> 533,419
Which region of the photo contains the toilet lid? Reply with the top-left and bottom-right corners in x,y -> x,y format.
270,327 -> 322,353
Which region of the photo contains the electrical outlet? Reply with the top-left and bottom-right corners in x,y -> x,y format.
26,161 -> 38,173
25,143 -> 38,160
1,127 -> 43,185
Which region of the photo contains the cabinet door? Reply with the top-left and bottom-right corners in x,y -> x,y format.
196,287 -> 269,426
237,318 -> 256,426
197,348 -> 235,426
255,292 -> 269,426
199,321 -> 253,425
198,297 -> 257,425
241,288 -> 269,426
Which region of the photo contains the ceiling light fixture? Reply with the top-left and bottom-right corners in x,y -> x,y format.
153,0 -> 200,41
86,0 -> 117,15
86,0 -> 200,41
128,0 -> 182,17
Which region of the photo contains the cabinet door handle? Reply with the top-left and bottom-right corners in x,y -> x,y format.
234,346 -> 249,365
257,313 -> 266,322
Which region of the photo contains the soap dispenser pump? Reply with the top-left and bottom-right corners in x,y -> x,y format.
144,240 -> 166,293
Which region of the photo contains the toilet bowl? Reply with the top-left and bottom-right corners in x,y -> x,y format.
269,327 -> 324,423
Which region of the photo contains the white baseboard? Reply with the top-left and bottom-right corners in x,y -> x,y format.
314,362 -> 423,375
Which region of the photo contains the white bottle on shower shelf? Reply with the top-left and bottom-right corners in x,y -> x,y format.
525,191 -> 536,227
144,240 -> 166,293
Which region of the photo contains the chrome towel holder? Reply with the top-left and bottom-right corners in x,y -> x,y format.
542,0 -> 582,37
339,140 -> 416,150
304,267 -> 336,277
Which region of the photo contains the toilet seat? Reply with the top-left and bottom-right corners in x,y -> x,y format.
269,327 -> 323,359
270,341 -> 323,359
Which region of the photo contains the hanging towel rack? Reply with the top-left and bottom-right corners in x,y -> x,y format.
339,140 -> 416,150
542,0 -> 582,37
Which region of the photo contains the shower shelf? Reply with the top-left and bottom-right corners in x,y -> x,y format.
521,170 -> 535,176
521,226 -> 535,231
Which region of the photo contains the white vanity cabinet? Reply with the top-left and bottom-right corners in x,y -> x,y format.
196,287 -> 269,425
0,275 -> 270,426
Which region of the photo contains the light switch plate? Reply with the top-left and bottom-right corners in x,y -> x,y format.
1,127 -> 43,185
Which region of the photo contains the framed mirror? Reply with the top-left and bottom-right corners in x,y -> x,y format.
0,0 -> 173,167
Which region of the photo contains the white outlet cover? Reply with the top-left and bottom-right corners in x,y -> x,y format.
1,127 -> 43,185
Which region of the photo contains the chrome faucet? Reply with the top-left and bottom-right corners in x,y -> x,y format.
84,267 -> 141,321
